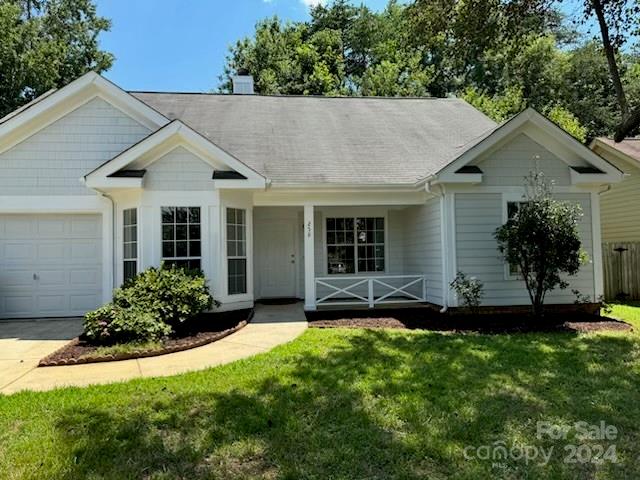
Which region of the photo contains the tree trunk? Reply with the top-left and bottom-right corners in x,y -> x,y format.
533,289 -> 545,319
591,0 -> 628,118
615,106 -> 640,141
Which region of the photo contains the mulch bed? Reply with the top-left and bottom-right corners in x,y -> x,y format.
38,309 -> 252,367
308,310 -> 633,334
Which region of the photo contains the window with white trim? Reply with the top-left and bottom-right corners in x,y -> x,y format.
326,217 -> 385,274
161,207 -> 201,270
506,201 -> 529,276
227,208 -> 247,295
123,208 -> 137,282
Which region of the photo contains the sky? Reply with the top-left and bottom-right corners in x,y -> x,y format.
96,0 -> 594,93
96,0 -> 389,93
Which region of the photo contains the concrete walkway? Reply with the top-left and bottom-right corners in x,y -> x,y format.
0,303 -> 307,395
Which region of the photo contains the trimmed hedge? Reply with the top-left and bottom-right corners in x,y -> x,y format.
84,304 -> 171,344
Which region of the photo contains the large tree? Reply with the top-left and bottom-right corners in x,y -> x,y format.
220,0 -> 640,141
498,0 -> 640,140
0,0 -> 113,118
220,1 -> 434,96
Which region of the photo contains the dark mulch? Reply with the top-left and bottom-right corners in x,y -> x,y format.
39,309 -> 252,367
308,309 -> 632,334
564,320 -> 632,333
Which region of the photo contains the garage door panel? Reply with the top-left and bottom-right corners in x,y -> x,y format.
3,218 -> 34,237
0,269 -> 36,287
37,294 -> 68,314
38,270 -> 67,286
71,240 -> 101,261
70,269 -> 100,287
37,219 -> 67,236
4,296 -> 36,316
3,243 -> 35,262
70,293 -> 102,312
37,243 -> 68,262
71,218 -> 101,236
0,214 -> 103,319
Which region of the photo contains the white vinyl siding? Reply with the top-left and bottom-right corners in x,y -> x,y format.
0,98 -> 150,195
144,146 -> 214,191
596,152 -> 640,243
455,193 -> 595,306
474,133 -> 574,186
403,198 -> 442,305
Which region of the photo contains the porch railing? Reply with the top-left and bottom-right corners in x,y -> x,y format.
314,274 -> 427,308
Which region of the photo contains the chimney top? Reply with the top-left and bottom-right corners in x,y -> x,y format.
232,74 -> 254,95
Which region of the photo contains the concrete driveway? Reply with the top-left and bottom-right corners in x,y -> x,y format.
0,318 -> 82,391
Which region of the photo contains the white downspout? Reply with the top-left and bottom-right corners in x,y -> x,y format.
81,177 -> 117,291
426,181 -> 449,313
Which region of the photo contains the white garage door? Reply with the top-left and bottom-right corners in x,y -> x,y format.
0,214 -> 103,319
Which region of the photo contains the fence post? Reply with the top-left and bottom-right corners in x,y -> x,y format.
422,275 -> 427,302
368,279 -> 374,308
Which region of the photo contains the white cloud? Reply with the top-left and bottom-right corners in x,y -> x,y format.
300,0 -> 327,6
261,0 -> 327,8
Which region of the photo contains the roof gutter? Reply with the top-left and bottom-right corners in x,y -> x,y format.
268,181 -> 427,192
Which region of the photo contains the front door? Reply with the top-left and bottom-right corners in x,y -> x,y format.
254,219 -> 297,298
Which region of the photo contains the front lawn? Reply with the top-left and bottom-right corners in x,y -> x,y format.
1,311 -> 639,479
608,301 -> 640,330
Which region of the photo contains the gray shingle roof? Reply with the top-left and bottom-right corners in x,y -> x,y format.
130,92 -> 497,185
596,137 -> 640,165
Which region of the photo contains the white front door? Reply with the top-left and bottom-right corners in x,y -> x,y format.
0,214 -> 103,319
254,219 -> 297,298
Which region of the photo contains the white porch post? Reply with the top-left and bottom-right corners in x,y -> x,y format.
304,204 -> 316,310
591,191 -> 604,300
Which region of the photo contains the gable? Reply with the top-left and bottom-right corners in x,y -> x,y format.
472,133 -> 574,186
85,120 -> 266,190
0,97 -> 151,195
0,72 -> 167,156
434,108 -> 623,186
144,146 -> 213,191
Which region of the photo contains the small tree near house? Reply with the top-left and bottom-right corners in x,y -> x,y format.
494,170 -> 586,318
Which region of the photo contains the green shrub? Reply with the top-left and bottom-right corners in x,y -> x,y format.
83,264 -> 215,345
113,265 -> 214,329
450,271 -> 484,315
84,304 -> 171,344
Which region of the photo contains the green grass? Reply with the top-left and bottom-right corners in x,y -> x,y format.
607,301 -> 640,330
1,311 -> 640,479
85,340 -> 164,359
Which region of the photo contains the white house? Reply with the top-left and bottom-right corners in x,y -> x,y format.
0,72 -> 623,319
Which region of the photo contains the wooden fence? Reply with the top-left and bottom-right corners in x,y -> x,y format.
602,242 -> 640,300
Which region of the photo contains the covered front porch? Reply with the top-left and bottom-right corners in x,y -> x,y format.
252,198 -> 443,311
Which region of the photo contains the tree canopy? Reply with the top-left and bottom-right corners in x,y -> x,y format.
0,0 -> 113,118
220,0 -> 640,142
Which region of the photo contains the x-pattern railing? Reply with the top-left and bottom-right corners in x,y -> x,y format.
315,275 -> 426,308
